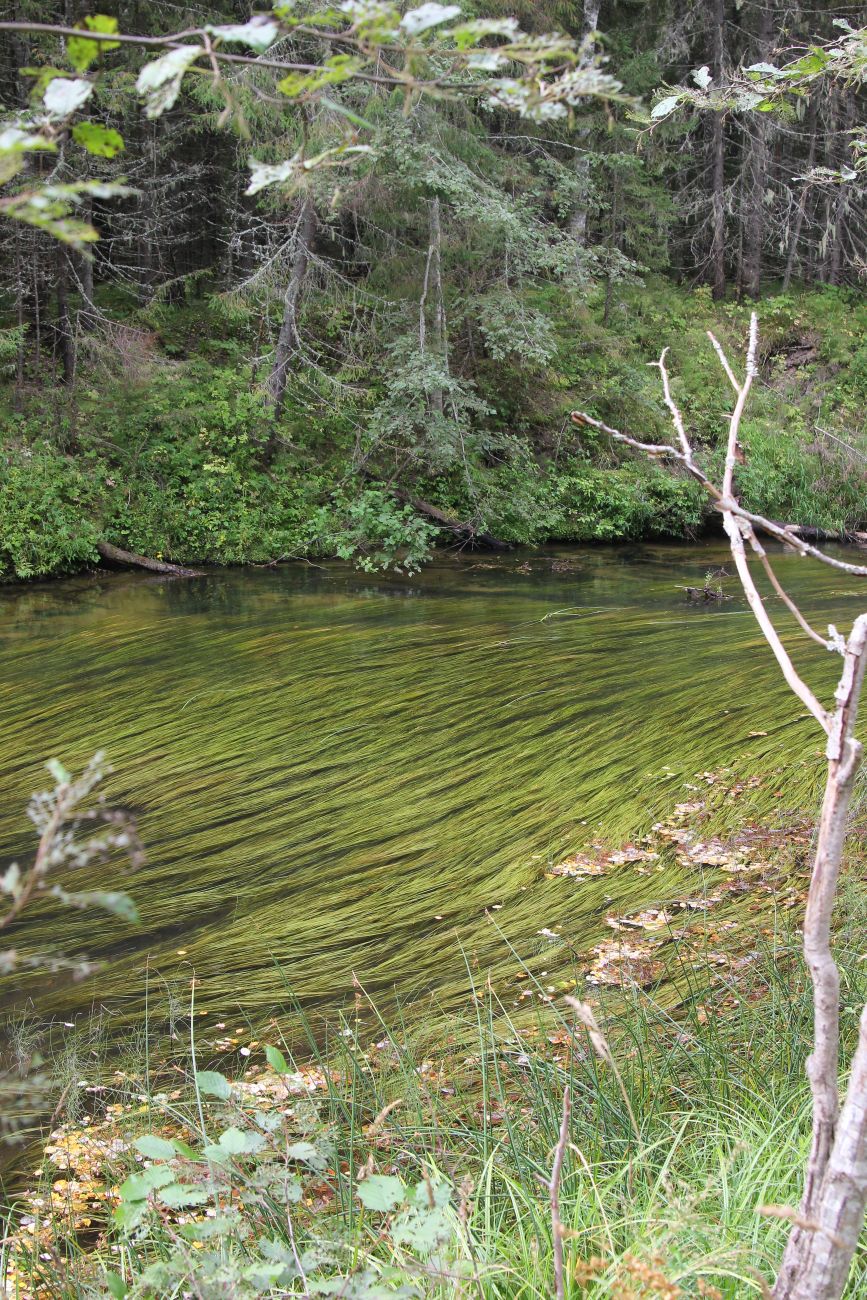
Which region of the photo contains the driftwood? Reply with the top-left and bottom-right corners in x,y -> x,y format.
573,315 -> 867,1300
96,541 -> 203,578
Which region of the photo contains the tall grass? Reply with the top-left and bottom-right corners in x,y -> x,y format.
5,887 -> 867,1298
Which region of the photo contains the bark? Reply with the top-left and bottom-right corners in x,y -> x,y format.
567,0 -> 602,252
268,197 -> 316,426
774,614 -> 867,1299
55,245 -> 74,386
826,93 -> 854,287
710,0 -> 727,299
782,96 -> 818,291
428,195 -> 445,416
742,6 -> 774,299
96,541 -> 204,577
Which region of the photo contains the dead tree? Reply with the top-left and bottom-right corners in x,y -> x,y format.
572,314 -> 867,1300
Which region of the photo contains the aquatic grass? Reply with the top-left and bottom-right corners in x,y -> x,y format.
0,544 -> 853,1044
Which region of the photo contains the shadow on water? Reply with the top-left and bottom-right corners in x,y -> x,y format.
1,540 -> 863,1039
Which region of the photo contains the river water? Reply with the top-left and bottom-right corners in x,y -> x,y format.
1,541 -> 863,1037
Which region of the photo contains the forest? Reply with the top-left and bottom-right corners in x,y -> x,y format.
0,1 -> 866,578
2,3 -> 867,1299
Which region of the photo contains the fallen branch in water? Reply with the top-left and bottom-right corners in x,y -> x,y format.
96,541 -> 204,578
572,316 -> 867,1300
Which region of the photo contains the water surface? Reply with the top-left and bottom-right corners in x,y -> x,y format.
1,542 -> 862,1033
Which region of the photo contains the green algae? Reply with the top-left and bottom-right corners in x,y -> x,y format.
0,541 -> 862,1036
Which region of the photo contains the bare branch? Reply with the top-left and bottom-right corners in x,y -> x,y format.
706,329 -> 742,396
648,346 -> 695,466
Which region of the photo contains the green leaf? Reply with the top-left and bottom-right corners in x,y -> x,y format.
178,1213 -> 242,1240
195,1069 -> 231,1099
171,1138 -> 201,1159
357,1173 -> 405,1211
157,1182 -> 210,1208
68,15 -> 120,73
72,123 -> 124,158
104,1275 -> 129,1300
265,1044 -> 289,1074
651,94 -> 681,120
119,1164 -> 174,1201
135,1134 -> 176,1160
286,1140 -> 327,1172
46,759 -> 72,785
112,1198 -> 147,1230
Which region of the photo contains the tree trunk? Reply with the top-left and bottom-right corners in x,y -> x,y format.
96,541 -> 204,577
268,196 -> 316,425
773,615 -> 867,1299
427,195 -> 445,416
782,96 -> 818,291
55,245 -> 74,386
710,0 -> 727,299
567,0 -> 602,253
742,5 -> 774,298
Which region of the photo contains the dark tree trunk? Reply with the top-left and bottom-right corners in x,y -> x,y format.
710,0 -> 727,299
782,95 -> 818,291
55,246 -> 74,386
742,4 -> 774,299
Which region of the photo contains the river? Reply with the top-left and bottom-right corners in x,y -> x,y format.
1,541 -> 862,1041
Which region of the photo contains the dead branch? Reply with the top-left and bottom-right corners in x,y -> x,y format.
572,315 -> 867,1300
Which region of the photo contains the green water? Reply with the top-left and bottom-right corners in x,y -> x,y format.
1,541 -> 864,1034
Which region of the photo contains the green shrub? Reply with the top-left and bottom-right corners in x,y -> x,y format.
0,445 -> 99,579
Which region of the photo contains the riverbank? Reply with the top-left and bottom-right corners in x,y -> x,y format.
5,790 -> 867,1299
2,283 -> 865,582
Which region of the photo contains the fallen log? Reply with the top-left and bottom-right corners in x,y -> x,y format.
96,541 -> 204,577
395,491 -> 511,551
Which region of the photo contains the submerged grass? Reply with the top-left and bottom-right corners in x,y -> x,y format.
5,860 -> 867,1298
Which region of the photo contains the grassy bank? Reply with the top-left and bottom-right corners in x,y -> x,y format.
5,797 -> 867,1299
2,282 -> 866,581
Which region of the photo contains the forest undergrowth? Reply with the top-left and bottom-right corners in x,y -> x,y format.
2,280 -> 866,581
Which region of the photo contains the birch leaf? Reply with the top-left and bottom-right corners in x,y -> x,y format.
651,94 -> 681,120
206,18 -> 281,51
401,3 -> 462,35
43,78 -> 94,118
136,46 -> 201,118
